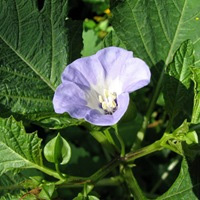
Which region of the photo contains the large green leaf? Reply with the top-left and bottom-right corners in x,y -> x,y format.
191,67 -> 200,124
0,171 -> 32,199
111,0 -> 200,68
0,193 -> 27,200
163,40 -> 194,120
157,158 -> 200,200
103,31 -> 126,49
0,116 -> 43,175
0,0 -> 83,125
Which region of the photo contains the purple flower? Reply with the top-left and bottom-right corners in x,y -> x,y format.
53,47 -> 151,126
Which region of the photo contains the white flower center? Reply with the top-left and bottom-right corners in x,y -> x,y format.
98,89 -> 117,114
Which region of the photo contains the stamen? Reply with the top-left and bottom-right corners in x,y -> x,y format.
99,89 -> 118,114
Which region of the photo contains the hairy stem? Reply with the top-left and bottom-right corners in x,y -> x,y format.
126,140 -> 163,162
123,167 -> 146,200
113,124 -> 125,156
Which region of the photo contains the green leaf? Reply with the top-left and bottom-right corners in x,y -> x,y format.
44,133 -> 71,165
160,120 -> 198,156
19,194 -> 38,200
157,158 -> 200,200
0,116 -> 43,175
73,193 -> 100,200
26,113 -> 82,129
185,131 -> 198,145
38,183 -> 56,200
172,120 -> 189,138
111,0 -> 200,68
163,40 -> 194,120
103,31 -> 126,49
191,67 -> 200,123
0,192 -> 29,200
81,29 -> 103,57
0,116 -> 63,180
0,1 -> 83,121
0,171 -> 27,197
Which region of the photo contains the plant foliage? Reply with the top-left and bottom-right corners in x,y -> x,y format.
0,0 -> 200,199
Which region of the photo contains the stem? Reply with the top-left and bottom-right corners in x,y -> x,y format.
90,130 -> 116,156
96,176 -> 123,186
33,164 -> 65,181
113,124 -> 125,156
58,177 -> 123,188
89,157 -> 121,183
126,140 -> 163,162
55,163 -> 66,180
123,167 -> 146,200
104,128 -> 116,147
33,136 -> 168,189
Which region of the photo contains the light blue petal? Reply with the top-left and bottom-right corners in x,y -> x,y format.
53,81 -> 91,119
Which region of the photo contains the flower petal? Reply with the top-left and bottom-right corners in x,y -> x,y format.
95,47 -> 149,94
95,47 -> 133,80
85,93 -> 129,126
53,81 -> 91,119
120,57 -> 151,93
61,56 -> 105,90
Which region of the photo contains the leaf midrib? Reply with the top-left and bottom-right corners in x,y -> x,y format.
50,0 -> 55,83
0,127 -> 41,172
126,0 -> 156,65
161,183 -> 200,199
164,0 -> 188,66
0,93 -> 52,103
0,37 -> 56,92
154,0 -> 171,45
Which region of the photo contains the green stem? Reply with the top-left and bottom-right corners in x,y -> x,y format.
104,128 -> 115,146
90,130 -> 116,156
95,176 -> 123,187
89,157 -> 121,183
58,177 -> 122,188
34,136 -> 168,189
55,163 -> 66,180
113,124 -> 125,156
123,167 -> 146,200
58,139 -> 164,186
33,164 -> 65,181
126,140 -> 163,162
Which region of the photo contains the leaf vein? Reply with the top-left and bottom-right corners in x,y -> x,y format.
172,0 -> 181,14
125,0 -> 156,65
154,0 -> 171,44
165,0 -> 188,66
0,93 -> 52,103
50,0 -> 55,83
0,36 -> 56,91
0,66 -> 41,81
14,0 -> 20,49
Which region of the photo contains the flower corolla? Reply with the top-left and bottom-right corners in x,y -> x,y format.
53,47 -> 151,126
